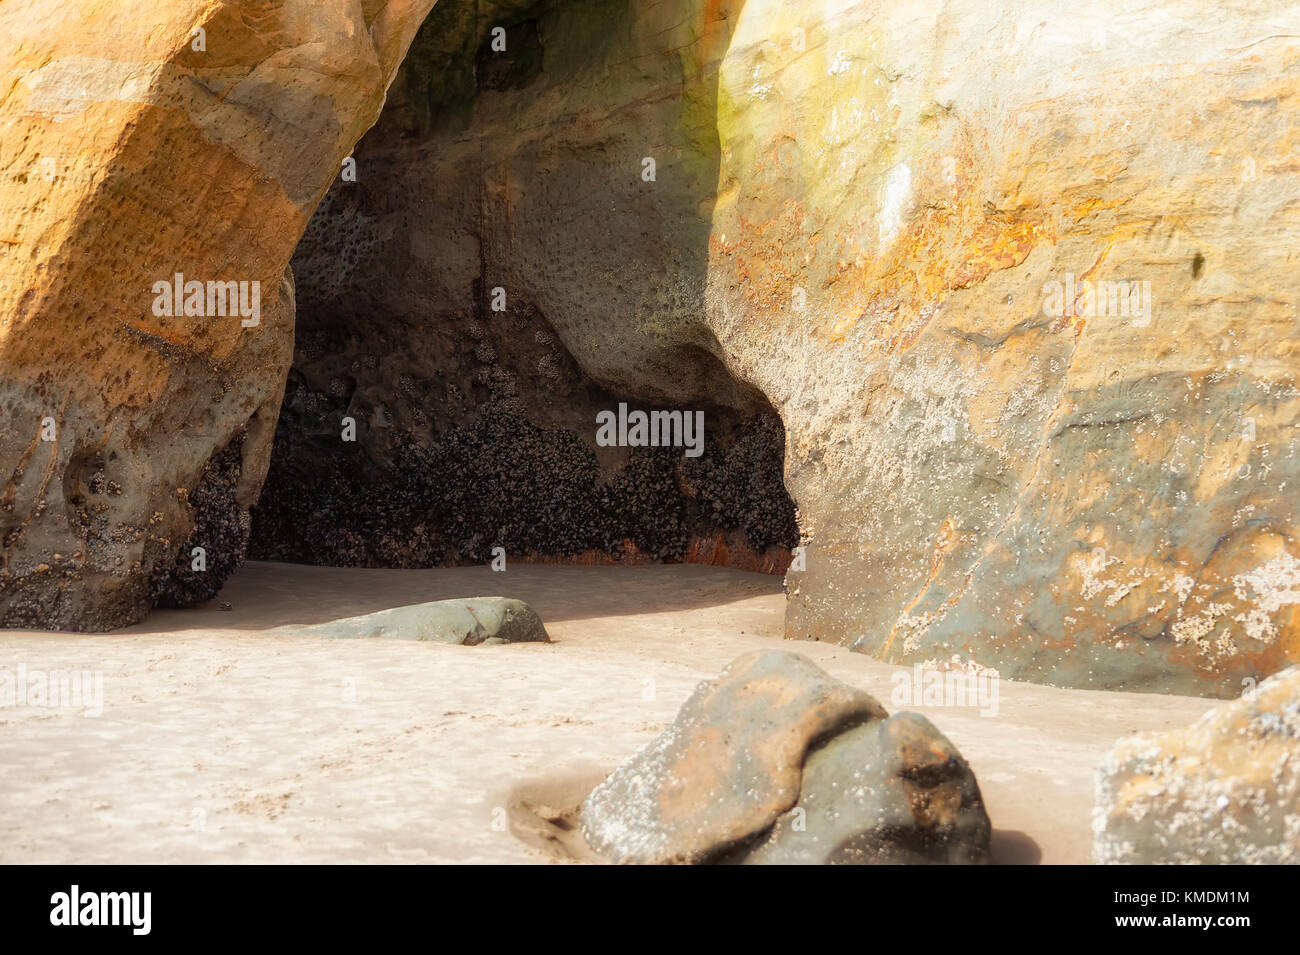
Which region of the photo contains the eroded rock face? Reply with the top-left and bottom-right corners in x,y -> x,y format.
283,0 -> 1298,693
580,649 -> 989,864
713,1 -> 1300,695
1,0 -> 1296,698
0,1 -> 436,629
249,356 -> 798,571
1093,665 -> 1300,864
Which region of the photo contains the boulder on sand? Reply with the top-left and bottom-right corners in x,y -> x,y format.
580,649 -> 990,864
745,711 -> 990,865
1093,665 -> 1300,864
269,597 -> 549,646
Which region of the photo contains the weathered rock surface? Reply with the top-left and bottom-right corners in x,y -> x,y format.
1093,665 -> 1300,864
1,0 -> 1296,697
260,0 -> 1300,694
746,712 -> 991,865
269,596 -> 548,645
0,0 -> 436,629
736,1 -> 1300,696
580,649 -> 989,864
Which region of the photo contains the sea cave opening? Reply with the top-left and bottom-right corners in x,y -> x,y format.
244,0 -> 797,578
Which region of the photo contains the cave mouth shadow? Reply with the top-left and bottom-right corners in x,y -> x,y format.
136,559 -> 785,633
244,0 -> 792,586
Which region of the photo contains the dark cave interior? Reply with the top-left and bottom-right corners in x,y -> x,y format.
241,0 -> 798,576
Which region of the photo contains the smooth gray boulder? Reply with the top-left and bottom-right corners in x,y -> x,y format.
269,597 -> 549,645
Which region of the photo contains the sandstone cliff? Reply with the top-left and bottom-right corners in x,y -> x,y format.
278,0 -> 1300,694
0,0 -> 435,627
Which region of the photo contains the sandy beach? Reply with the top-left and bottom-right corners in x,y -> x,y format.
0,561 -> 1217,864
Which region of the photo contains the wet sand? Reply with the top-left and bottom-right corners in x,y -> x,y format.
0,561 -> 1213,864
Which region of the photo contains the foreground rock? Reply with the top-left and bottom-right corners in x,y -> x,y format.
1093,666 -> 1300,864
746,712 -> 990,865
581,650 -> 884,863
580,649 -> 989,864
270,597 -> 548,645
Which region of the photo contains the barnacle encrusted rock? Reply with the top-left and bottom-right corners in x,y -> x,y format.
1093,665 -> 1300,864
580,649 -> 990,864
268,596 -> 549,645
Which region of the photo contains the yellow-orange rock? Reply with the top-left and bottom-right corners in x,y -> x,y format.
711,0 -> 1300,694
0,0 -> 435,627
